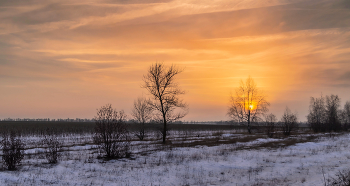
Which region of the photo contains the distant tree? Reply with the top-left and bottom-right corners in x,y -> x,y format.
41,128 -> 62,164
340,101 -> 350,131
307,95 -> 327,132
142,63 -> 188,144
93,104 -> 130,159
1,131 -> 25,170
227,76 -> 270,134
325,95 -> 342,132
265,113 -> 277,138
131,97 -> 154,140
281,107 -> 298,136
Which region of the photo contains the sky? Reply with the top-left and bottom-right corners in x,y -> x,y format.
1,0 -> 350,121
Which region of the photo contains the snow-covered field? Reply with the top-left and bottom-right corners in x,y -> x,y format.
1,131 -> 350,185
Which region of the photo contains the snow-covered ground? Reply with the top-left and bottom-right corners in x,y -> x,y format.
1,132 -> 350,185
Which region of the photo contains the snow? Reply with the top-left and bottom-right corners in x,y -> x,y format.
0,132 -> 349,185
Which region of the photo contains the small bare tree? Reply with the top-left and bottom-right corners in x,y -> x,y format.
131,97 -> 153,140
1,131 -> 25,170
307,95 -> 327,132
228,76 -> 270,134
142,63 -> 188,144
265,113 -> 277,138
281,107 -> 298,136
93,104 -> 130,159
340,101 -> 350,131
325,95 -> 342,132
42,128 -> 62,164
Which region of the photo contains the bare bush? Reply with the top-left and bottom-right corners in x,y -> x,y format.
328,169 -> 350,186
93,104 -> 131,159
1,131 -> 25,170
131,97 -> 153,140
42,129 -> 62,164
281,107 -> 298,136
265,113 -> 277,138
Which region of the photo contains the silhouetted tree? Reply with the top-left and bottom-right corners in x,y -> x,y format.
131,97 -> 153,140
1,131 -> 24,170
340,101 -> 350,131
93,104 -> 130,159
227,76 -> 269,134
325,95 -> 342,132
142,63 -> 188,144
307,95 -> 327,132
281,107 -> 298,136
41,128 -> 62,164
265,113 -> 277,138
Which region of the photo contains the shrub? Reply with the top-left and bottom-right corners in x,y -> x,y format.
42,129 -> 62,164
93,104 -> 131,159
328,169 -> 350,186
1,131 -> 25,170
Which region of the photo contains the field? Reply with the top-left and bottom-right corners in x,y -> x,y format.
0,122 -> 349,185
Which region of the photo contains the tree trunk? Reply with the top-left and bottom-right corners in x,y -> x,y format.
247,109 -> 251,134
160,96 -> 167,144
162,116 -> 167,144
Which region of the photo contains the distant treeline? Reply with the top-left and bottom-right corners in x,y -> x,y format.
0,120 -> 310,136
0,118 -> 234,125
0,118 -> 93,122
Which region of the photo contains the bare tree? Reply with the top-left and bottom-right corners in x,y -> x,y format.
340,101 -> 350,131
142,63 -> 188,144
227,76 -> 269,134
93,104 -> 130,159
307,95 -> 327,132
265,113 -> 277,138
280,107 -> 298,136
131,97 -> 153,140
41,128 -> 62,164
325,95 -> 342,132
1,131 -> 25,170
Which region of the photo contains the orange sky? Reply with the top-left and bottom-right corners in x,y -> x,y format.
1,0 -> 350,121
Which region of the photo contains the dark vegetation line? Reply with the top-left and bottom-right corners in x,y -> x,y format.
0,121 -> 309,135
